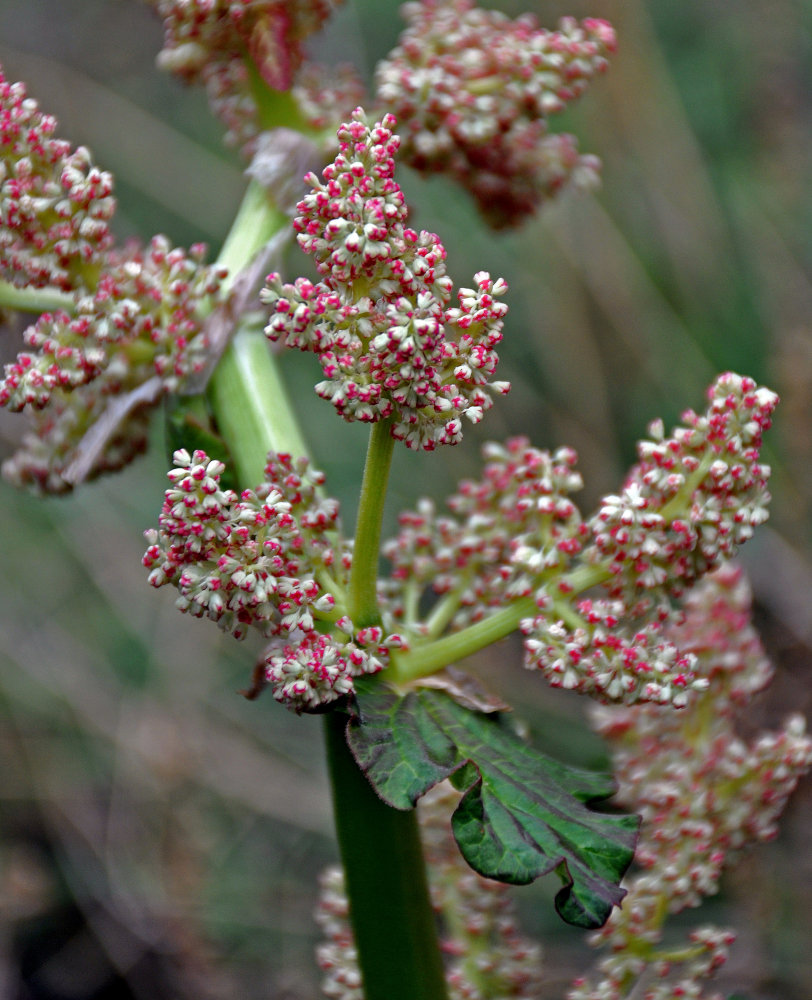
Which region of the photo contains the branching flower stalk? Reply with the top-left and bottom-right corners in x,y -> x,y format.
2,3 -> 810,1000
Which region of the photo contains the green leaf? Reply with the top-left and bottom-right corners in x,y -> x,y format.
165,395 -> 238,492
347,683 -> 639,929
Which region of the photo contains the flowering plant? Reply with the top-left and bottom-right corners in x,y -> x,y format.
1,2 -> 809,999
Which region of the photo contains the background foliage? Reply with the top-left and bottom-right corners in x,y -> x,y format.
1,1 -> 811,997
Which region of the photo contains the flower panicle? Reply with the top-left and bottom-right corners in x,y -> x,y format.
570,565 -> 812,1000
261,109 -> 510,450
1,66 -> 229,492
1,235 -> 227,493
1,65 -> 115,291
1,237 -> 226,413
143,447 -> 392,711
380,374 -> 777,709
145,0 -> 348,155
148,0 -> 339,90
381,436 -> 585,632
142,446 -> 336,640
522,373 -> 777,707
585,372 -> 777,615
374,1 -> 617,228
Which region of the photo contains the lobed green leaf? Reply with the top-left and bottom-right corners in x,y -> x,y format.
347,682 -> 639,929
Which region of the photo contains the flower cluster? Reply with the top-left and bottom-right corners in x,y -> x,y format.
584,373 -> 777,617
521,373 -> 777,705
1,67 -> 227,492
381,437 -> 584,633
569,564 -> 812,1000
1,237 -> 222,412
143,448 -> 388,710
262,110 -> 509,449
146,0 -> 344,154
523,598 -> 699,706
143,448 -> 339,639
316,782 -> 544,999
379,374 -> 776,707
375,1 -> 616,228
1,67 -> 114,291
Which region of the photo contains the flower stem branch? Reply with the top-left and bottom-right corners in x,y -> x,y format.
390,563 -> 613,684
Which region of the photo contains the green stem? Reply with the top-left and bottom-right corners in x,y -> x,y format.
389,562 -> 613,684
206,182 -> 449,1000
207,180 -> 311,484
390,594 -> 539,683
209,325 -> 310,485
217,179 -> 288,294
348,418 -> 396,627
324,712 -> 450,1000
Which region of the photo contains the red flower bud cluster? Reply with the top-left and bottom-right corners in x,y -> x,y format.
570,564 -> 812,1000
375,1 -> 616,228
148,0 -> 337,90
1,238 -> 222,412
381,374 -> 776,708
143,448 -> 389,710
1,68 -> 114,291
523,598 -> 698,707
146,0 -> 343,154
585,373 -> 777,616
382,437 -> 584,630
522,373 -> 777,705
1,67 -> 227,492
262,111 -> 510,450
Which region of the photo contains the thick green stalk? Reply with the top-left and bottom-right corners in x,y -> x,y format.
325,711 -> 449,1000
217,178 -> 288,294
207,183 -> 449,1000
209,325 -> 310,485
348,417 -> 396,627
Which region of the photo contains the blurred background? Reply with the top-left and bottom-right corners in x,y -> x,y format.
1,0 -> 811,997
